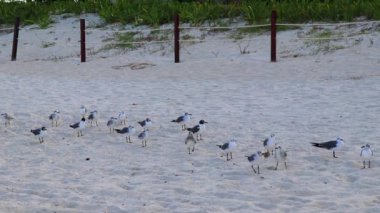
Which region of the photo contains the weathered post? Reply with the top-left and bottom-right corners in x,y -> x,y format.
80,19 -> 86,62
270,10 -> 277,62
11,17 -> 20,61
174,14 -> 180,63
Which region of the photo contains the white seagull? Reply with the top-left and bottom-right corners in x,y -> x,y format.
70,118 -> 86,137
311,137 -> 345,158
360,144 -> 373,169
48,110 -> 60,127
172,112 -> 192,130
1,113 -> 14,126
246,151 -> 263,174
274,145 -> 288,170
263,133 -> 276,155
31,126 -> 47,143
87,110 -> 98,127
107,117 -> 118,134
185,132 -> 197,154
187,120 -> 208,141
118,111 -> 127,125
138,129 -> 149,147
115,125 -> 136,143
138,118 -> 152,130
217,139 -> 237,161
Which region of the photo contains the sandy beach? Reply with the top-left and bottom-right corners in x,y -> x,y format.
0,14 -> 380,212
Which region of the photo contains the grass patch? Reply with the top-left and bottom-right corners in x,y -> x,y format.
41,41 -> 55,48
0,0 -> 379,26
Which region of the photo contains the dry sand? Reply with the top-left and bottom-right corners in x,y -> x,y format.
0,14 -> 380,212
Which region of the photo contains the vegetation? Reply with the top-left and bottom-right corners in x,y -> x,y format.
0,0 -> 379,27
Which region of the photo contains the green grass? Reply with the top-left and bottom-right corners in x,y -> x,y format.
0,0 -> 379,27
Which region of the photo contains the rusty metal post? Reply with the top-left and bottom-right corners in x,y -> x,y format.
80,19 -> 86,62
174,14 -> 180,63
270,10 -> 277,62
11,17 -> 20,61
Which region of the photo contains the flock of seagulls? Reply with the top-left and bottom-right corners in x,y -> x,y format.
0,107 -> 375,175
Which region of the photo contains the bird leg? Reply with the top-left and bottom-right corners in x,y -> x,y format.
230,152 -> 233,160
284,162 -> 287,169
362,160 -> 366,169
275,161 -> 279,170
333,151 -> 338,158
192,146 -> 195,152
188,147 -> 191,155
251,165 -> 257,173
258,165 -> 260,174
226,153 -> 230,161
369,160 -> 371,168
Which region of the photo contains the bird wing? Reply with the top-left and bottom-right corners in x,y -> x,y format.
311,140 -> 337,150
138,132 -> 144,139
175,116 -> 184,123
88,114 -> 94,120
263,138 -> 269,146
70,122 -> 80,129
115,128 -> 128,134
187,125 -> 200,133
31,129 -> 41,135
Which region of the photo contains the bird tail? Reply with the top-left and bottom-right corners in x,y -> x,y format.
171,120 -> 176,122
311,142 -> 322,147
115,129 -> 122,133
69,125 -> 75,129
216,145 -> 222,149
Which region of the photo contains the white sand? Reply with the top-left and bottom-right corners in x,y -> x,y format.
0,14 -> 380,212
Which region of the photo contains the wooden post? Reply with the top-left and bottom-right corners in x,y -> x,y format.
11,17 -> 20,61
270,10 -> 277,62
174,14 -> 180,63
80,19 -> 86,62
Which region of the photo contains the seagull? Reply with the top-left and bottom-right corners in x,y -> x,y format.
115,125 -> 136,143
172,112 -> 192,130
31,127 -> 47,143
1,113 -> 14,126
138,118 -> 152,130
360,144 -> 373,169
311,137 -> 345,158
263,134 -> 276,155
185,132 -> 197,154
187,120 -> 208,141
274,145 -> 288,170
87,110 -> 98,127
246,151 -> 263,174
70,118 -> 86,137
80,105 -> 87,118
118,111 -> 127,125
107,117 -> 118,134
217,139 -> 237,161
48,110 -> 60,127
138,129 -> 149,147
